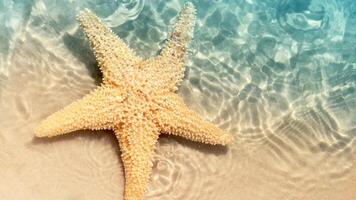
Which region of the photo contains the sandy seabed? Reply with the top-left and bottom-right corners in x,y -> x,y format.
0,0 -> 355,199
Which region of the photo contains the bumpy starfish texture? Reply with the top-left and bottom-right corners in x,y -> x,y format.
35,3 -> 232,200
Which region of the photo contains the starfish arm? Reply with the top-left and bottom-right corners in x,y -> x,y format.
155,94 -> 232,145
35,87 -> 124,137
155,3 -> 196,91
115,120 -> 159,200
161,2 -> 196,62
77,10 -> 141,83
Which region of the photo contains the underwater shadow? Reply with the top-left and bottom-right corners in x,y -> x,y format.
31,130 -> 228,156
160,134 -> 229,156
30,129 -> 119,151
62,30 -> 102,85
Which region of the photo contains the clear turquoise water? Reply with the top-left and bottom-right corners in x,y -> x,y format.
0,0 -> 355,199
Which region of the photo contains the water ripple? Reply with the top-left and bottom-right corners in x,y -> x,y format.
277,0 -> 346,42
104,0 -> 145,27
146,140 -> 203,200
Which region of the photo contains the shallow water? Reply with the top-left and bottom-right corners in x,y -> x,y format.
0,0 -> 355,199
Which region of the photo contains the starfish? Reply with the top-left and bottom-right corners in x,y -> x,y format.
35,3 -> 232,200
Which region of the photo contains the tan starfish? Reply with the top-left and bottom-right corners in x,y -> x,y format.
35,3 -> 232,200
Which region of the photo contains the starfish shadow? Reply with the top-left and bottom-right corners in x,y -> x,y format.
31,130 -> 228,157
160,134 -> 229,156
30,130 -> 120,154
62,31 -> 103,85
